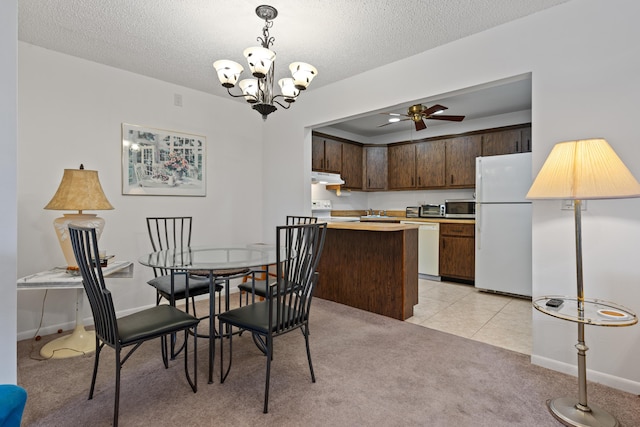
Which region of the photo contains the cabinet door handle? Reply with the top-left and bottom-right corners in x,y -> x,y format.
450,174 -> 454,184
516,140 -> 520,152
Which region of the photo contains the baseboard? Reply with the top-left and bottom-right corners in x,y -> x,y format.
531,354 -> 640,395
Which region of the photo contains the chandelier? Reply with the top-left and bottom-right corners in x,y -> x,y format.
212,5 -> 317,120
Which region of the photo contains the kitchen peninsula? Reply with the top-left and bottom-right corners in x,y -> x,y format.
315,222 -> 418,320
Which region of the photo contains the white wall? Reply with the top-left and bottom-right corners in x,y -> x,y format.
17,43 -> 265,339
263,0 -> 640,393
0,0 -> 17,384
11,0 -> 640,395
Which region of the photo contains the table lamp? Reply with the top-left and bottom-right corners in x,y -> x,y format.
44,164 -> 114,269
527,138 -> 640,427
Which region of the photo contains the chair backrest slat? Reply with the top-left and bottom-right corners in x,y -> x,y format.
69,225 -> 119,347
271,222 -> 326,334
146,217 -> 193,277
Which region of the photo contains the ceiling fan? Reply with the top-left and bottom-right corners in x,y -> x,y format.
379,104 -> 465,131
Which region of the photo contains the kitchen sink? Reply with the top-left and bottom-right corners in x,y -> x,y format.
360,215 -> 393,219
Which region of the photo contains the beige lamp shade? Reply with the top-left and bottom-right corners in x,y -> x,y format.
526,138 -> 640,200
45,166 -> 114,212
44,166 -> 113,269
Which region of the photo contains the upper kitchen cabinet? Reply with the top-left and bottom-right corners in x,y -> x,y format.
481,124 -> 532,156
312,134 -> 342,173
364,146 -> 387,190
388,143 -> 415,189
445,135 -> 481,188
388,140 -> 446,190
416,140 -> 446,188
341,142 -> 363,189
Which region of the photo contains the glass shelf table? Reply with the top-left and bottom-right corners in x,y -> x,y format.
533,295 -> 637,427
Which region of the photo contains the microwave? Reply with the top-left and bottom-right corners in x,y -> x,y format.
444,199 -> 476,218
419,204 -> 445,218
406,207 -> 420,218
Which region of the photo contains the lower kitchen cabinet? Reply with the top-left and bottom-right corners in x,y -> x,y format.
439,223 -> 475,283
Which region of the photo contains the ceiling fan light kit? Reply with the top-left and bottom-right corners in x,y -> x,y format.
212,5 -> 317,120
380,103 -> 465,131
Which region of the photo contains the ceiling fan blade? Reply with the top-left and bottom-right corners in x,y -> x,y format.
377,118 -> 412,128
428,114 -> 465,122
379,112 -> 409,118
421,104 -> 448,116
414,119 -> 427,131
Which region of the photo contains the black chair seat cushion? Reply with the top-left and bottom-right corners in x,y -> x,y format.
117,305 -> 199,345
147,274 -> 221,300
217,301 -> 303,335
237,280 -> 271,298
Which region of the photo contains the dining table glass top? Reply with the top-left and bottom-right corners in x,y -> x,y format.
138,244 -> 281,271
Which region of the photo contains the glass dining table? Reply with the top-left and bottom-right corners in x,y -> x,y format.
138,244 -> 280,384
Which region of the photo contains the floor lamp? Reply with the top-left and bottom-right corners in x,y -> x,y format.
527,138 -> 640,427
42,164 -> 113,358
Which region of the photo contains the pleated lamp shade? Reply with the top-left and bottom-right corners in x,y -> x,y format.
526,138 -> 640,200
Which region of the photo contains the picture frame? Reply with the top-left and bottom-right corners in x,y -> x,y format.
121,123 -> 206,196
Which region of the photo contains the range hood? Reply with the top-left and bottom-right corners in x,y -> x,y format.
311,171 -> 345,185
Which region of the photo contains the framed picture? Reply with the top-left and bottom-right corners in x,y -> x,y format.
121,123 -> 206,196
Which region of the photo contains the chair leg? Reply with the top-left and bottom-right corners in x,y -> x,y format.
160,335 -> 169,369
184,327 -> 197,392
114,349 -> 121,427
303,323 -> 316,383
89,339 -> 103,400
264,334 -> 272,414
219,318 -> 233,383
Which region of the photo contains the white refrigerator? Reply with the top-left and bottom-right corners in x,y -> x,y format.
475,152 -> 532,297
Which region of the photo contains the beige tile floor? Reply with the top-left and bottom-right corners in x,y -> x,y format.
406,278 -> 533,355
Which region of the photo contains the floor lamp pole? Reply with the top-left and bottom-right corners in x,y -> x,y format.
548,199 -> 619,427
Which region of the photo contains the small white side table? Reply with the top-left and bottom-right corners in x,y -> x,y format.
17,261 -> 134,359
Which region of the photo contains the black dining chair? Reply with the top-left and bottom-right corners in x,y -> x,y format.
218,222 -> 327,413
237,215 -> 318,305
146,217 -> 219,313
68,225 -> 199,427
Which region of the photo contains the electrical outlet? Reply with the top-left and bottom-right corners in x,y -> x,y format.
561,200 -> 587,211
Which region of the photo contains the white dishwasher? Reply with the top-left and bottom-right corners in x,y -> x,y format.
401,221 -> 440,277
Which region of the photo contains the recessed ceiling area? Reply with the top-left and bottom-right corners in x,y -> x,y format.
317,75 -> 532,140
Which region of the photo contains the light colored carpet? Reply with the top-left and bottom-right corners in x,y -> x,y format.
17,298 -> 640,426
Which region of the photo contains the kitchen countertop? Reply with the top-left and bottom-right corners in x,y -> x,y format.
322,210 -> 475,225
325,221 -> 420,231
357,216 -> 476,225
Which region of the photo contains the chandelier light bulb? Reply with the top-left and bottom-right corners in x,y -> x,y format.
243,47 -> 276,79
212,60 -> 244,88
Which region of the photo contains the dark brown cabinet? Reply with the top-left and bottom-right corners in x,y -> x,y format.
388,140 -> 446,190
445,136 -> 481,188
416,140 -> 446,188
364,146 -> 387,190
312,135 -> 342,173
481,125 -> 532,156
439,223 -> 475,282
341,142 -> 363,189
388,143 -> 415,189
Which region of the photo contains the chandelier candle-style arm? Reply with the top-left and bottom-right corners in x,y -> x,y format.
212,4 -> 317,120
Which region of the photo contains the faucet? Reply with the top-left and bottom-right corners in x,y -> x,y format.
366,208 -> 373,216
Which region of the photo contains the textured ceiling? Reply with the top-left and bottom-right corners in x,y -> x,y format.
19,0 -> 569,98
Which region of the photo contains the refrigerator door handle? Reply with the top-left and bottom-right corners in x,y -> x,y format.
476,157 -> 483,204
476,203 -> 482,250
